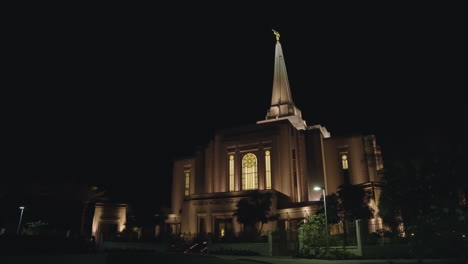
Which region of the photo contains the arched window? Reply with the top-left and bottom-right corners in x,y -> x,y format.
229,155 -> 235,191
265,150 -> 272,189
341,154 -> 349,170
242,153 -> 258,190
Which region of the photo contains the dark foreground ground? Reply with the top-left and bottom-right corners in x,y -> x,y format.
107,252 -> 253,264
0,252 -> 465,264
0,252 -> 254,264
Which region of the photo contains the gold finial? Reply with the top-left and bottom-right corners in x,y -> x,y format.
272,29 -> 280,41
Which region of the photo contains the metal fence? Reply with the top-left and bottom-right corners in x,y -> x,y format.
327,222 -> 357,246
167,231 -> 268,244
364,222 -> 408,246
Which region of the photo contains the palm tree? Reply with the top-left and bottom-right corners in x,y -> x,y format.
233,192 -> 275,238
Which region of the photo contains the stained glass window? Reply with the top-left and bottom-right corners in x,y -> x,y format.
242,153 -> 258,190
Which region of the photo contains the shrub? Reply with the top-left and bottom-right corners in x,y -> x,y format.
295,247 -> 358,260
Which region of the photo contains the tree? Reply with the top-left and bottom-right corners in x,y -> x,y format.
377,161 -> 408,236
378,146 -> 467,258
317,185 -> 374,224
316,193 -> 340,224
336,183 -> 374,223
337,183 -> 374,246
298,214 -> 327,255
316,184 -> 374,247
233,192 -> 275,238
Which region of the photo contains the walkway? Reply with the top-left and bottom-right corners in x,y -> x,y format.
214,254 -> 464,264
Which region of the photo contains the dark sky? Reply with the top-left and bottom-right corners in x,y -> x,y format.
1,4 -> 467,205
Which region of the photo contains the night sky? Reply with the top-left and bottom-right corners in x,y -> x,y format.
1,4 -> 467,206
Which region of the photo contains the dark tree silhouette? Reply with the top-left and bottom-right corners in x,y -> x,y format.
233,192 -> 275,237
378,150 -> 467,258
319,185 -> 374,222
316,193 -> 340,224
336,184 -> 374,223
377,161 -> 408,236
316,184 -> 374,247
337,183 -> 374,246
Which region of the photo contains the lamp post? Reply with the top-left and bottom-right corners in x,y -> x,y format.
17,206 -> 25,235
313,187 -> 329,254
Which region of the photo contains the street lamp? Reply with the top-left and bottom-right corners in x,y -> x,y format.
17,206 -> 25,235
313,187 -> 329,254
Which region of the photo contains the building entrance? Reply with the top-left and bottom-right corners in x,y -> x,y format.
214,218 -> 233,241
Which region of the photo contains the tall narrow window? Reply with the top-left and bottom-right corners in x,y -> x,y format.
292,149 -> 297,196
341,154 -> 349,170
184,170 -> 190,196
242,153 -> 258,190
265,150 -> 272,189
229,155 -> 235,191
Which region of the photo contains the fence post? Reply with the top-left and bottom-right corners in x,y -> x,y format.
355,219 -> 363,256
268,231 -> 273,256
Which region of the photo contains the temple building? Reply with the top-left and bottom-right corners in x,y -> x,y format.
167,32 -> 384,239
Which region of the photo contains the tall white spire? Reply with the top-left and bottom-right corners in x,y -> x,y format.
257,30 -> 307,130
270,38 -> 294,108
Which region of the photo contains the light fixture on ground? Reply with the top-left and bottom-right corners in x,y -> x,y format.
313,186 -> 329,254
17,206 -> 25,235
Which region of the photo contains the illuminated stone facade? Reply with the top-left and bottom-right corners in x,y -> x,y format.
168,38 -> 384,238
92,203 -> 127,242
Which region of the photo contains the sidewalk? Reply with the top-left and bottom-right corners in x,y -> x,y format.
213,254 -> 464,264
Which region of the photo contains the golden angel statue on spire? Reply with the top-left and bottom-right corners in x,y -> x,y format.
272,29 -> 280,41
